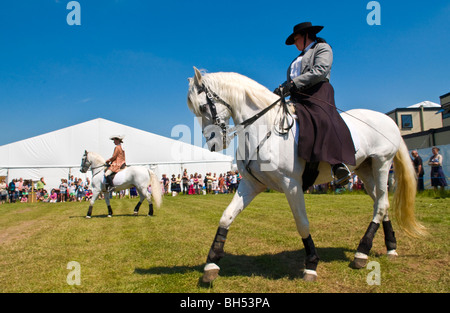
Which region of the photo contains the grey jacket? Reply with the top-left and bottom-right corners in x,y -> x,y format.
287,42 -> 333,91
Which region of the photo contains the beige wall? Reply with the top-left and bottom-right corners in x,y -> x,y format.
389,109 -> 443,136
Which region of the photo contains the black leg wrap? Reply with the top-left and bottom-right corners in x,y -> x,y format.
357,222 -> 380,255
148,203 -> 154,216
206,227 -> 228,264
134,201 -> 142,213
108,205 -> 113,216
302,235 -> 320,271
87,206 -> 93,217
382,220 -> 397,251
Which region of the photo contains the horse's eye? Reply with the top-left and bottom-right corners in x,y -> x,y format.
200,104 -> 207,113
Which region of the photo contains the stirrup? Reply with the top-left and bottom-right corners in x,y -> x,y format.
332,164 -> 351,187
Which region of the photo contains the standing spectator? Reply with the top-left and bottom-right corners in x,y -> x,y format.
175,174 -> 181,194
212,173 -> 218,194
8,179 -> 16,203
182,170 -> 189,195
76,181 -> 85,201
170,174 -> 177,195
130,186 -> 137,198
0,179 -> 8,204
206,173 -> 213,194
16,178 -> 24,200
36,177 -> 46,192
230,172 -> 238,193
193,173 -> 199,194
188,174 -> 194,195
428,146 -> 447,191
162,174 -> 169,195
198,174 -> 204,194
59,179 -> 68,202
69,183 -> 76,201
218,174 -> 225,194
411,150 -> 425,191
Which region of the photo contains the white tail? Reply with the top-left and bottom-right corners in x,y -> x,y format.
392,140 -> 427,237
148,169 -> 162,208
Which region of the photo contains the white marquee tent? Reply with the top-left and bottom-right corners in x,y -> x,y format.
0,118 -> 233,191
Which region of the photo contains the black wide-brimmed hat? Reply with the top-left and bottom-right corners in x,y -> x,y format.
285,22 -> 324,45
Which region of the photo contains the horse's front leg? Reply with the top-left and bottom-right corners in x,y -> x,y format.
86,191 -> 100,218
202,179 -> 263,284
284,183 -> 319,281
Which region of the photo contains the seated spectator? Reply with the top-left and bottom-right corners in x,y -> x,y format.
50,189 -> 58,203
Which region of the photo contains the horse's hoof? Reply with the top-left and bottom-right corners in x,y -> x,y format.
133,212 -> 138,216
302,270 -> 317,282
202,263 -> 220,283
387,250 -> 398,260
352,257 -> 368,269
351,252 -> 368,269
107,215 -> 112,218
85,216 -> 91,219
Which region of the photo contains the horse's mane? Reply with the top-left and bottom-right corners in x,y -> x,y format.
188,71 -> 280,120
88,151 -> 106,164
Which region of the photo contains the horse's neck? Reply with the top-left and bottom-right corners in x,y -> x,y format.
89,152 -> 106,168
230,93 -> 279,127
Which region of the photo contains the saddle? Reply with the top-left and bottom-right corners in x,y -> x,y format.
106,163 -> 127,180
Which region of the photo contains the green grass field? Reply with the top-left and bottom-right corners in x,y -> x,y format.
0,192 -> 448,293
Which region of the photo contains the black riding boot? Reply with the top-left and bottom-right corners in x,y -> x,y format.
105,175 -> 115,192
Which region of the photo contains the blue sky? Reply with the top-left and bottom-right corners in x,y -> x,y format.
1,0 -> 449,147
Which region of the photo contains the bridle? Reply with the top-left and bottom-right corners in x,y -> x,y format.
196,83 -> 293,151
80,153 -> 106,177
197,83 -> 233,151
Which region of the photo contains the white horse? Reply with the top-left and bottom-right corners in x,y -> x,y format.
187,67 -> 426,282
80,151 -> 162,218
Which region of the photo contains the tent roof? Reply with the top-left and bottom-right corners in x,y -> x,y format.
0,118 -> 232,168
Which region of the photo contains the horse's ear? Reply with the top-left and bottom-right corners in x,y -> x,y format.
193,66 -> 202,87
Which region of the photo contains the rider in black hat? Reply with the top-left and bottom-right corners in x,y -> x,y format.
275,22 -> 355,188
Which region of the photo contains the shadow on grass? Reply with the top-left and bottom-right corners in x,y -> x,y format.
69,214 -> 155,218
134,247 -> 353,281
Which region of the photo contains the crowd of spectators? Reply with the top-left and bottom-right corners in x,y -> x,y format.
4,147 -> 445,205
0,170 -> 242,204
162,170 -> 241,196
0,176 -> 93,204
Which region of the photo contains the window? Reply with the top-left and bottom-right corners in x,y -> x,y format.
401,114 -> 413,129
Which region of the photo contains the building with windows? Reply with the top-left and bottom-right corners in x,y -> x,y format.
386,94 -> 450,189
386,101 -> 443,136
440,92 -> 450,127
